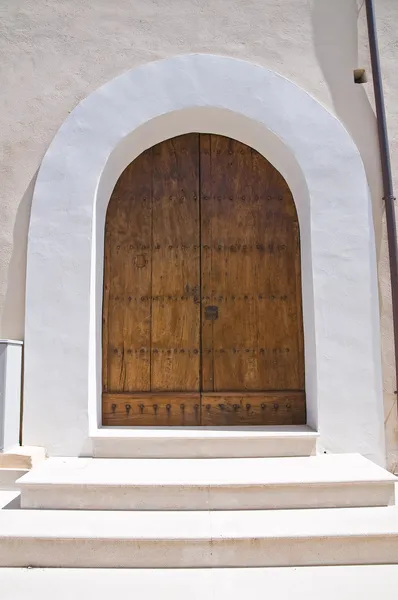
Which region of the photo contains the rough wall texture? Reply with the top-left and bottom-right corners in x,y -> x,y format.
0,0 -> 397,469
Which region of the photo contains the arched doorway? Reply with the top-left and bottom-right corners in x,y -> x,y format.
102,133 -> 305,426
24,54 -> 383,460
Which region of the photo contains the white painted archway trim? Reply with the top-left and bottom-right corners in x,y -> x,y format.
23,54 -> 385,463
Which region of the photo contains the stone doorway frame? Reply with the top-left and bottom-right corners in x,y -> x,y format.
23,54 -> 385,463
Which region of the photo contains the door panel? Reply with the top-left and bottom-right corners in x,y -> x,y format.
201,392 -> 305,426
103,150 -> 152,395
200,134 -> 304,393
102,393 -> 201,426
151,135 -> 200,392
103,135 -> 202,426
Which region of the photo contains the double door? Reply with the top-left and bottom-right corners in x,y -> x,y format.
102,134 -> 305,426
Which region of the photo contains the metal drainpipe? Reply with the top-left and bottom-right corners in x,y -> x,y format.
365,0 -> 398,403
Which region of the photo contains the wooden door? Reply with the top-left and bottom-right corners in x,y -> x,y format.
102,134 -> 201,425
102,134 -> 305,426
200,135 -> 304,425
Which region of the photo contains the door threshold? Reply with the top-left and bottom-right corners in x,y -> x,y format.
90,426 -> 318,458
95,425 -> 315,435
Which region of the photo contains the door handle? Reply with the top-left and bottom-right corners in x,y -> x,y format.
205,305 -> 218,320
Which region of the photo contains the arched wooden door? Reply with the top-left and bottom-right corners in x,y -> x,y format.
102,134 -> 305,426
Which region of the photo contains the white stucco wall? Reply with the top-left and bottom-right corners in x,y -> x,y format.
1,0 -> 397,468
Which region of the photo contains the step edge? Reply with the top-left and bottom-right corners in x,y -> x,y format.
17,478 -> 397,488
1,531 -> 398,542
91,427 -> 318,440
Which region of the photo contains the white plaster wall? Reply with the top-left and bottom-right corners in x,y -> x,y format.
0,0 -> 397,468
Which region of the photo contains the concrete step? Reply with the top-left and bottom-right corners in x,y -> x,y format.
18,454 -> 396,510
0,490 -> 20,509
2,566 -> 398,600
0,468 -> 28,490
0,446 -> 46,491
0,446 -> 46,470
1,506 -> 398,567
91,425 -> 317,458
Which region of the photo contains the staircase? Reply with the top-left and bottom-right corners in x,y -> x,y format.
1,426 -> 398,597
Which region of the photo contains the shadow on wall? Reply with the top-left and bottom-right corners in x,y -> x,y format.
311,0 -> 383,255
1,173 -> 37,340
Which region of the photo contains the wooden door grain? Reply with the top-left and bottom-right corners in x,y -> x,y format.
199,134 -> 305,424
102,133 -> 305,426
150,134 -> 201,394
102,149 -> 152,399
103,135 -> 201,426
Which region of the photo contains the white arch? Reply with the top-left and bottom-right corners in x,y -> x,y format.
23,54 -> 385,463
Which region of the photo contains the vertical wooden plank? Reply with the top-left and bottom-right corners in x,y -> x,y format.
102,225 -> 110,393
201,135 -> 259,391
104,150 -> 152,394
250,144 -> 301,391
151,134 -> 200,392
199,134 -> 215,392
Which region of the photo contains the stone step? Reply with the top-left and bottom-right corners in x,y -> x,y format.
0,490 -> 20,509
1,506 -> 398,567
2,565 -> 398,600
91,425 -> 317,458
0,446 -> 46,470
0,468 -> 28,491
18,453 -> 396,510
